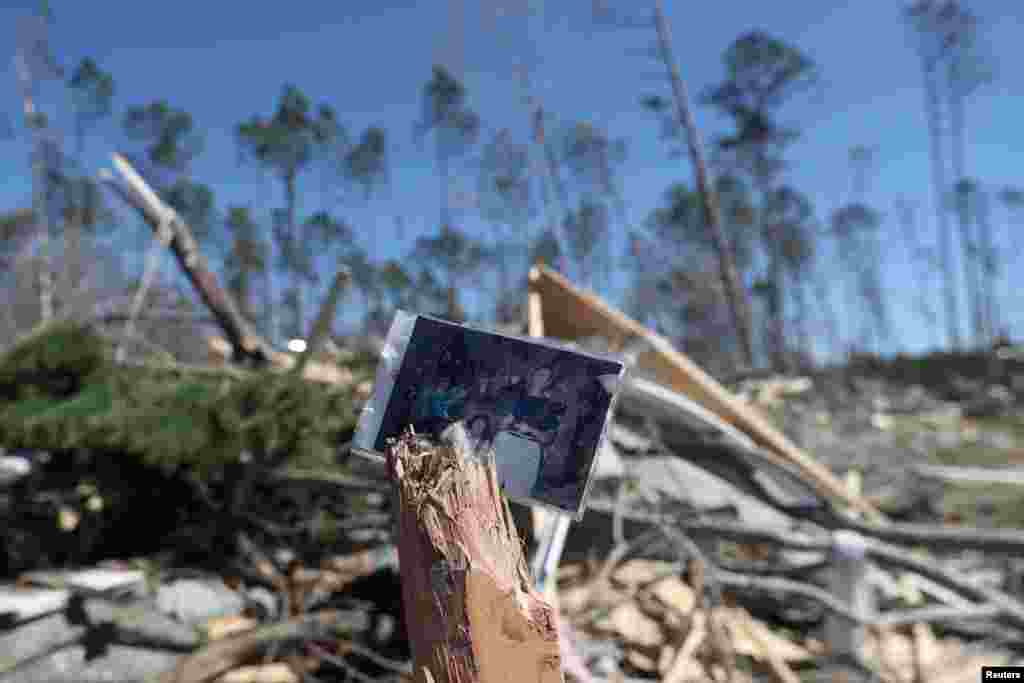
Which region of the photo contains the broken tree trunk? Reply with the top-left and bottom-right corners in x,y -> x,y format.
101,153 -> 269,365
387,425 -> 563,683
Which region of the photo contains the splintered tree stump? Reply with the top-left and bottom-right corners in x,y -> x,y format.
386,424 -> 563,683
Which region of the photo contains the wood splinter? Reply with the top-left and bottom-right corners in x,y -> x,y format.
387,423 -> 563,683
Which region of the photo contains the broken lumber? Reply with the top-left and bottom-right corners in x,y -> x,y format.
386,425 -> 563,683
102,154 -> 268,365
527,264 -> 883,522
154,610 -> 360,683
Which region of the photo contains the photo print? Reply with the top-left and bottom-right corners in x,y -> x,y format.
354,312 -> 626,518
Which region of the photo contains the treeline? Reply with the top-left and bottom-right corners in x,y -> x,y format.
1,1 -> 1020,374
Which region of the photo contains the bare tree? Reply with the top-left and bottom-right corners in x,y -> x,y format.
646,0 -> 756,368
943,1 -> 994,348
895,198 -> 941,349
905,0 -> 973,350
477,129 -> 534,321
14,10 -> 64,325
998,187 -> 1024,337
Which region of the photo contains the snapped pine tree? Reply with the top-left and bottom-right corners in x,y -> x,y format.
386,425 -> 563,683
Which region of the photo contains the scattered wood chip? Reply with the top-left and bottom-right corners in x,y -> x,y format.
867,627 -> 915,683
664,610 -> 707,683
204,615 -> 259,641
649,576 -> 696,617
661,606 -> 685,632
717,607 -> 810,663
658,644 -> 677,676
933,654 -> 1010,683
559,585 -> 594,615
804,638 -> 826,656
625,649 -> 658,673
610,559 -> 676,588
58,507 -> 80,532
911,622 -> 939,680
663,656 -> 705,683
741,611 -> 800,683
593,603 -> 665,649
557,563 -> 586,583
214,663 -> 298,683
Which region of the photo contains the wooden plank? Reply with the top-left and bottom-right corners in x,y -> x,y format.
527,264 -> 884,522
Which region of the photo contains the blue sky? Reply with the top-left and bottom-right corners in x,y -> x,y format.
1,1 -> 1023,354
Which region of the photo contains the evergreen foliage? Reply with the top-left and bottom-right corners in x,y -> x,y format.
0,322 -> 363,475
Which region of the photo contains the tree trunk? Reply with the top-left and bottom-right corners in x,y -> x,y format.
653,0 -> 755,369
767,252 -> 787,372
386,426 -> 563,683
105,153 -> 270,365
284,170 -> 302,334
31,122 -> 54,325
975,186 -> 998,344
263,233 -> 274,342
949,66 -> 982,349
922,62 -> 961,350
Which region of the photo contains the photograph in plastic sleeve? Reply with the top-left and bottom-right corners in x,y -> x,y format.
353,312 -> 625,518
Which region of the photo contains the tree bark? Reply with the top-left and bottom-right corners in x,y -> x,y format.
104,153 -> 270,365
653,0 -> 755,369
386,425 -> 563,683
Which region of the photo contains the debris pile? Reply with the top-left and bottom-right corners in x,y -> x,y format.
3,164 -> 1024,683
553,554 -> 1014,683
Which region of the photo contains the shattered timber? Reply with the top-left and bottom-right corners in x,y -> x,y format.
2,154 -> 1024,682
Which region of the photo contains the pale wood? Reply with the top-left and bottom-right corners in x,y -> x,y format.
525,270 -> 553,559
387,427 -> 563,683
157,610 -> 346,683
293,268 -> 351,377
104,154 -> 269,365
526,264 -> 884,522
206,336 -> 353,387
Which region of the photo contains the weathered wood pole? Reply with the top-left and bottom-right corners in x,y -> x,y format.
386,424 -> 563,683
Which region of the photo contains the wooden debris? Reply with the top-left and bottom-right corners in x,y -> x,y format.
592,603 -> 664,649
527,264 -> 883,522
609,559 -> 676,588
155,610 -> 346,683
207,336 -> 354,387
204,615 -> 259,641
658,644 -> 677,676
738,611 -> 800,683
387,426 -> 562,683
715,608 -> 810,663
663,656 -> 705,683
911,623 -> 937,683
663,609 -> 707,683
624,649 -> 658,672
558,585 -> 594,615
215,663 -> 299,683
648,576 -> 696,617
104,153 -> 269,365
